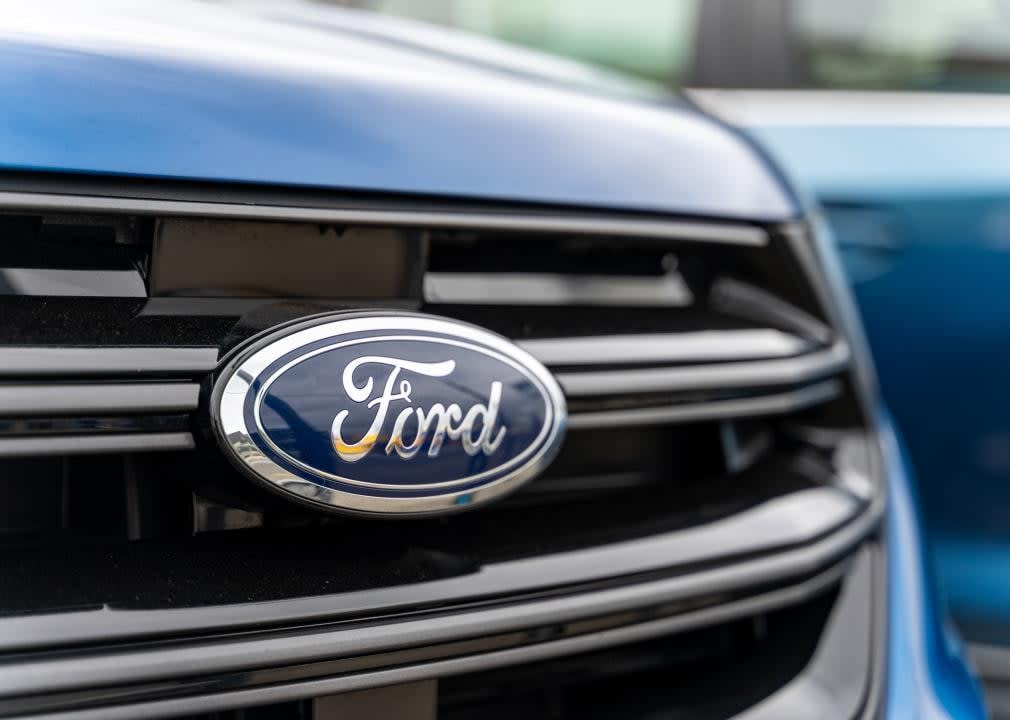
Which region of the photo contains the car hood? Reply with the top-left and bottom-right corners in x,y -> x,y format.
0,1 -> 797,220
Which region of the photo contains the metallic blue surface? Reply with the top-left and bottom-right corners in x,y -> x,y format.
882,413 -> 987,719
0,1 -> 797,220
250,333 -> 550,497
748,117 -> 1010,649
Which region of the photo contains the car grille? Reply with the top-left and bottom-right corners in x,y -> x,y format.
0,178 -> 883,719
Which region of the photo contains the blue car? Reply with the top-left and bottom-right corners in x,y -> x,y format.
0,2 -> 985,719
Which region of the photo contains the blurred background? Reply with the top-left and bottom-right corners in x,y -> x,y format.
346,0 -> 1010,91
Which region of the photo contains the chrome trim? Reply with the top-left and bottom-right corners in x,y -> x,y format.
213,313 -> 567,516
0,556 -> 856,719
0,190 -> 769,245
424,271 -> 693,306
558,340 -> 849,397
0,485 -> 878,652
520,329 -> 813,367
567,379 -> 841,429
0,347 -> 218,377
0,383 -> 199,416
0,432 -> 194,457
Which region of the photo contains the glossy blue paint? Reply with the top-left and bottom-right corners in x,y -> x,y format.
745,115 -> 1010,651
0,1 -> 797,220
882,413 -> 987,719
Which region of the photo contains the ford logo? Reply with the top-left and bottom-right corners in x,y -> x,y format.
212,312 -> 567,515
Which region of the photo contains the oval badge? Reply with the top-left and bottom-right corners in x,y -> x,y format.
212,312 -> 567,515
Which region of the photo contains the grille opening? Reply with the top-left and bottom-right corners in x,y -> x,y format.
426,225 -> 829,322
0,414 -> 189,436
428,230 -> 681,276
0,415 -> 865,613
438,586 -> 836,720
0,297 -> 237,345
168,583 -> 838,720
183,700 -> 313,720
0,213 -> 147,297
0,213 -> 830,347
0,214 -> 142,269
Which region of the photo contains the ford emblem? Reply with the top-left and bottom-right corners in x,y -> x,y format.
211,312 -> 567,515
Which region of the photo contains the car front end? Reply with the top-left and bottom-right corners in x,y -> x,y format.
0,3 -> 985,719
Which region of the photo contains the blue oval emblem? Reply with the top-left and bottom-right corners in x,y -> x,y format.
213,313 -> 567,515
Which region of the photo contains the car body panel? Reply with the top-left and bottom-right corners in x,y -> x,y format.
883,412 -> 987,719
0,1 -> 797,221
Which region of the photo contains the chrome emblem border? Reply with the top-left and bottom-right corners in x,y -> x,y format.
211,312 -> 568,516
